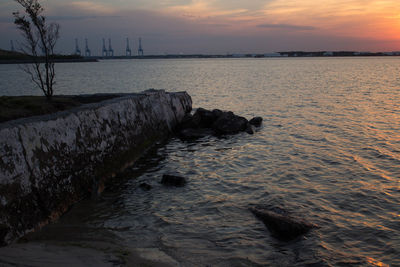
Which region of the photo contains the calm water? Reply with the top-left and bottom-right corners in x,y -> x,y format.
1,58 -> 399,266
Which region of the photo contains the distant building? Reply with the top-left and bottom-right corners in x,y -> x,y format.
264,53 -> 282,57
384,51 -> 400,56
323,51 -> 333,56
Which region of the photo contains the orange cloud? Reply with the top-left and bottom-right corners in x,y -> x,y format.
260,0 -> 400,41
157,0 -> 400,44
163,0 -> 250,19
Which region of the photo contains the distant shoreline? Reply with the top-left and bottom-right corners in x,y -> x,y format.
90,52 -> 400,60
1,53 -> 399,64
0,58 -> 98,64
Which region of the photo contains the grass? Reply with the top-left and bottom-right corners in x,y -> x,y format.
0,94 -> 120,123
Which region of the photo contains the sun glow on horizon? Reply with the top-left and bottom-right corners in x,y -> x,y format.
159,0 -> 400,49
1,0 -> 400,52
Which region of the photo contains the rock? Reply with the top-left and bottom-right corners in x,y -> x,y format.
249,117 -> 263,127
212,112 -> 248,134
176,108 -> 261,137
250,206 -> 317,241
193,108 -> 215,128
139,183 -> 152,191
161,174 -> 187,187
212,109 -> 223,119
177,108 -> 217,130
178,128 -> 215,140
177,113 -> 198,130
245,123 -> 255,134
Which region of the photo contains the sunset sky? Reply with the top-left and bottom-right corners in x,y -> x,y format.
1,0 -> 400,55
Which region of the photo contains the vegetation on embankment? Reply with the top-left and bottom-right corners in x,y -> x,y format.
0,95 -> 120,123
0,49 -> 96,64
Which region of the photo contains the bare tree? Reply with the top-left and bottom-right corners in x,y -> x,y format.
13,0 -> 60,99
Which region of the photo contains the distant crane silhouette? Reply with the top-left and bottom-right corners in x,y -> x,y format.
74,38 -> 81,55
85,38 -> 91,57
138,37 -> 144,56
10,40 -> 15,52
108,38 -> 114,57
102,38 -> 108,57
126,38 -> 132,57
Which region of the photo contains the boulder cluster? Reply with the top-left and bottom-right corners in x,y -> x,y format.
177,108 -> 263,139
140,110 -> 318,241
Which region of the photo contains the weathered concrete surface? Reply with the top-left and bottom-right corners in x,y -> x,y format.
0,90 -> 192,245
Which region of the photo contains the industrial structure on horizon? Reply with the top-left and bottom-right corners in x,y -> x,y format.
5,38 -> 400,59
126,38 -> 131,57
85,39 -> 91,57
74,37 -> 144,57
138,38 -> 144,56
74,38 -> 81,56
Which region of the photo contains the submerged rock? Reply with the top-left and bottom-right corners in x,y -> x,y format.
139,183 -> 152,191
250,206 -> 317,241
161,174 -> 187,187
249,117 -> 263,127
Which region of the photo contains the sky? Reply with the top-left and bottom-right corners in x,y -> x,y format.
1,0 -> 400,55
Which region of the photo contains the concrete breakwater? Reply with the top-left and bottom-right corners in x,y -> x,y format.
0,90 -> 192,245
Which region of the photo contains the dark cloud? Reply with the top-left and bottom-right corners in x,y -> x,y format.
257,23 -> 317,31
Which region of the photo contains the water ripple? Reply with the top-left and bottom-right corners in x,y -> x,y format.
17,58 -> 400,266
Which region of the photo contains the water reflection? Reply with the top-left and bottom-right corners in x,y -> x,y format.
9,58 -> 399,266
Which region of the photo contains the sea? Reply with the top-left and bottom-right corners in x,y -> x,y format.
0,57 -> 399,266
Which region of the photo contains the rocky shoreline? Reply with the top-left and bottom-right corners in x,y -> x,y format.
0,92 -> 321,266
0,90 -> 192,245
177,107 -> 263,139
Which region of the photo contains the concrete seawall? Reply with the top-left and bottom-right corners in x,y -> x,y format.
0,90 -> 192,245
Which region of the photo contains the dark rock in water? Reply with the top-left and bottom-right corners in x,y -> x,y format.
245,123 -> 255,134
161,174 -> 187,187
176,107 -> 261,137
178,113 -> 198,130
249,117 -> 263,127
139,183 -> 152,191
193,108 -> 216,128
212,109 -> 223,119
250,206 -> 317,241
212,112 -> 248,134
179,128 -> 215,140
